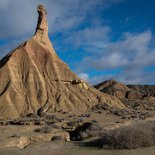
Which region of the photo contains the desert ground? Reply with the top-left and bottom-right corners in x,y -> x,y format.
0,107 -> 155,155
1,140 -> 155,155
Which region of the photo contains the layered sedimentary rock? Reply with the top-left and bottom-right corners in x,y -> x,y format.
95,80 -> 155,110
0,5 -> 124,118
127,85 -> 155,97
94,80 -> 142,99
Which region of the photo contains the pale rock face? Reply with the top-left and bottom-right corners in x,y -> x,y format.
0,5 -> 125,119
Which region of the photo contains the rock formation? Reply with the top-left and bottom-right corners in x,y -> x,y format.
95,79 -> 155,100
0,5 -> 125,119
127,85 -> 155,97
94,80 -> 142,99
94,80 -> 155,111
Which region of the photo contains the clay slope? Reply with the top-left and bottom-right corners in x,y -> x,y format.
94,80 -> 142,99
0,5 -> 124,118
95,79 -> 155,109
127,85 -> 155,97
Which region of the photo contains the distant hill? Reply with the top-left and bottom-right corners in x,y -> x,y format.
94,79 -> 142,99
94,80 -> 155,110
127,85 -> 155,97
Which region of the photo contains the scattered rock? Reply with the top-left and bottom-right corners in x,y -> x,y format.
51,136 -> 65,141
69,122 -> 102,141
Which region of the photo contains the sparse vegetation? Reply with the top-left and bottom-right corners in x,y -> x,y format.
91,103 -> 152,120
35,124 -> 62,133
101,121 -> 155,149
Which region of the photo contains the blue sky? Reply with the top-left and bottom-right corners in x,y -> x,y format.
0,0 -> 155,85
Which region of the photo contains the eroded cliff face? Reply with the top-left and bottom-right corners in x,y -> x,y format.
0,5 -> 125,118
95,80 -> 155,111
95,79 -> 155,99
127,85 -> 155,97
94,80 -> 143,99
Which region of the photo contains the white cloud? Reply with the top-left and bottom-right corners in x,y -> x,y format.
78,73 -> 89,82
65,26 -> 111,47
77,30 -> 155,84
0,0 -> 122,39
89,74 -> 117,85
78,73 -> 117,85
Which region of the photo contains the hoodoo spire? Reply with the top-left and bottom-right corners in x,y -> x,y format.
34,5 -> 49,46
35,5 -> 48,35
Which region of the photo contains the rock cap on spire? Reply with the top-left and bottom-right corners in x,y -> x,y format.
37,4 -> 47,15
34,4 -> 49,45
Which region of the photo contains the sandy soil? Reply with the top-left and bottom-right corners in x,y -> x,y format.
1,141 -> 155,155
0,110 -> 155,155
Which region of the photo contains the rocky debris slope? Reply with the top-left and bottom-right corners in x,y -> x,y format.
0,5 -> 125,119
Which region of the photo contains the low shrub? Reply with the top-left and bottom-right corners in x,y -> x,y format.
101,121 -> 155,149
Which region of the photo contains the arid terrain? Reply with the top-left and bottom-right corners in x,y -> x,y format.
0,4 -> 155,155
1,109 -> 155,155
